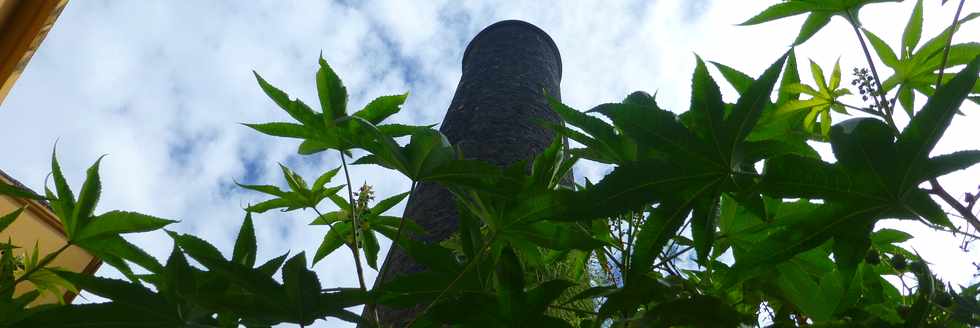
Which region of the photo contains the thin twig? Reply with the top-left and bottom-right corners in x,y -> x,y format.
339,154 -> 369,292
652,245 -> 694,270
844,9 -> 900,134
923,0 -> 980,233
934,0 -> 967,88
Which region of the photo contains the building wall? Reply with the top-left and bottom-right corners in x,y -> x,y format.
0,175 -> 99,306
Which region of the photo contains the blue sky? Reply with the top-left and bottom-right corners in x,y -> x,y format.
1,1 -> 978,326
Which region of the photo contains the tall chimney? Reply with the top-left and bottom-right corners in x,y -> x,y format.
369,20 -> 563,326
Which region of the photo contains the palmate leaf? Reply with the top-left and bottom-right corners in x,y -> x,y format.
897,56 -> 980,191
240,163 -> 344,214
739,0 -> 901,45
742,63 -> 980,283
774,59 -> 850,138
547,97 -> 636,164
867,11 -> 980,114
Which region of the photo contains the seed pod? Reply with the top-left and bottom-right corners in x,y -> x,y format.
891,254 -> 907,270
909,260 -> 925,273
865,249 -> 881,264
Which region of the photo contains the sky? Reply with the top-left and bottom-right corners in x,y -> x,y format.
1,0 -> 978,327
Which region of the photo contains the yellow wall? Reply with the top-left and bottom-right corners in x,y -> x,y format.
0,176 -> 98,306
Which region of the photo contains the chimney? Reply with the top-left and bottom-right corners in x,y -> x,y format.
368,20 -> 563,326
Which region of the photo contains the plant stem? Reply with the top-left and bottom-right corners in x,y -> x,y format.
652,245 -> 693,270
339,153 -> 368,293
934,0 -> 966,88
839,102 -> 885,117
929,180 -> 980,232
925,0 -> 980,233
2,242 -> 71,295
844,9 -> 900,134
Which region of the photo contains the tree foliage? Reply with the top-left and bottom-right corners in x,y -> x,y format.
2,1 -> 980,327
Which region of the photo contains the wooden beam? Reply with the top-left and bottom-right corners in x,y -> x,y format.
0,0 -> 69,105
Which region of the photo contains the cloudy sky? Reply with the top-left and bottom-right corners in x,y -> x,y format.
1,0 -> 978,326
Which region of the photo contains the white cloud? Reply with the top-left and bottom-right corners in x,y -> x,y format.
0,0 -> 977,326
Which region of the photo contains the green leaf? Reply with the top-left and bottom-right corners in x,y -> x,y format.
830,118 -> 901,196
689,56 -> 729,166
760,155 -> 877,201
258,252 -> 289,276
595,102 -> 714,166
776,261 -> 836,321
502,221 -> 602,251
904,190 -> 953,227
0,183 -> 44,201
77,235 -> 164,276
50,146 -> 76,220
69,155 -> 105,237
282,252 -> 321,325
353,93 -> 408,124
629,195 -> 703,280
370,192 -> 409,217
243,122 -> 316,139
237,182 -> 288,198
167,230 -> 226,262
902,0 -> 923,58
254,71 -> 320,127
711,61 -> 754,94
897,57 -> 980,191
691,192 -> 721,263
725,52 -> 789,153
739,2 -> 814,26
777,49 -> 802,106
565,158 -> 721,221
863,29 -> 899,67
246,198 -> 297,213
548,96 -> 636,164
405,130 -> 455,180
727,202 -> 883,284
524,280 -> 575,317
362,230 -> 380,270
925,150 -> 980,178
278,163 -> 309,196
496,247 -> 526,321
31,272 -> 181,326
898,85 -> 915,115
313,222 -> 351,264
233,212 -> 258,267
793,12 -> 833,46
641,295 -> 749,327
871,228 -> 913,245
312,167 -> 341,193
75,211 -> 176,241
317,55 -> 349,123
0,207 -> 25,233
739,0 -> 902,45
